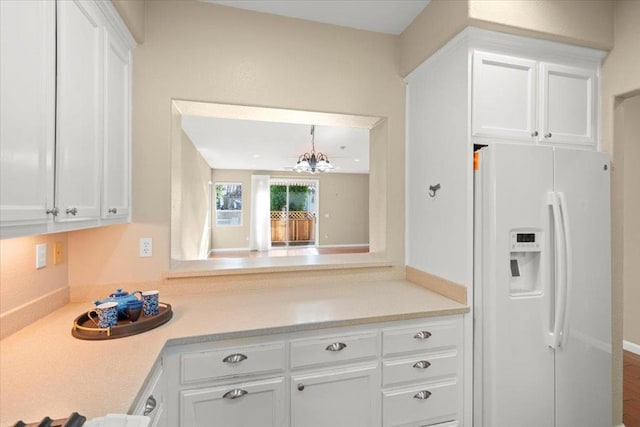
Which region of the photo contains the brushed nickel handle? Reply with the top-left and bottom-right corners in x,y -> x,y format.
223,389 -> 248,400
325,342 -> 347,352
46,208 -> 59,217
108,207 -> 118,214
531,131 -> 539,137
414,390 -> 432,400
545,132 -> 552,138
298,383 -> 305,391
66,207 -> 78,216
222,353 -> 248,364
143,395 -> 156,415
413,331 -> 432,340
413,360 -> 431,369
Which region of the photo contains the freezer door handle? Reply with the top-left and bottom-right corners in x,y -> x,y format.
547,191 -> 568,349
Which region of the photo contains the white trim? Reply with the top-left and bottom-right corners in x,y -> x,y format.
623,340 -> 640,356
210,247 -> 251,253
318,243 -> 369,249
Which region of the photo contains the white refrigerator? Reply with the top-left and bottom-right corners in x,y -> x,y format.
473,143 -> 612,427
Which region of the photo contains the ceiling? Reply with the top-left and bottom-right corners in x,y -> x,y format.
182,115 -> 371,174
202,0 -> 430,35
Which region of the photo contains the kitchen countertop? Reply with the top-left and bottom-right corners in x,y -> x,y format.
0,279 -> 468,426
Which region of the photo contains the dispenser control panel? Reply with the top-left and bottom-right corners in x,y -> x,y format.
511,231 -> 541,252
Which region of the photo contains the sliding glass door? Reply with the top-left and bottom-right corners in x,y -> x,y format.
270,179 -> 318,247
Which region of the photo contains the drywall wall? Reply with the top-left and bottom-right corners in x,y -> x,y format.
172,130 -> 211,260
601,2 -> 640,425
112,0 -> 145,44
622,94 -> 640,347
399,0 -> 468,77
68,0 -> 405,288
0,233 -> 69,338
208,169 -> 369,251
399,0 -> 614,77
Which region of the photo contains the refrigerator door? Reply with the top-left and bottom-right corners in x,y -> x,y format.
553,148 -> 612,427
475,143 -> 555,427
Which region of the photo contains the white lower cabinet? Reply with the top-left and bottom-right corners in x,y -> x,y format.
131,360 -> 166,427
180,377 -> 285,427
291,364 -> 379,427
156,315 -> 463,427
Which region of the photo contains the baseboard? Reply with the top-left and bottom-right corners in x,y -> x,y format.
0,286 -> 70,340
318,244 -> 369,248
623,340 -> 640,356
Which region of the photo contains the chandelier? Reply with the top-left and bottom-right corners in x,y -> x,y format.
293,125 -> 334,173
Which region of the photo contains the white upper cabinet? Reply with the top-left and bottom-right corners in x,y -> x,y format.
472,52 -> 537,141
472,49 -> 599,148
0,0 -> 134,238
539,63 -> 596,146
0,0 -> 56,228
56,0 -> 104,222
102,30 -> 131,219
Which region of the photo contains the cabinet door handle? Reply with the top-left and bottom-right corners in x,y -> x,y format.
325,342 -> 347,352
545,132 -> 552,138
413,390 -> 432,400
413,331 -> 432,340
413,360 -> 431,369
531,131 -> 539,137
46,208 -> 59,217
222,353 -> 248,364
143,395 -> 156,415
298,383 -> 305,391
66,207 -> 78,216
108,207 -> 118,214
223,389 -> 248,400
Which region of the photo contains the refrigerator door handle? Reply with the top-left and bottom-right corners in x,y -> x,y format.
557,192 -> 572,348
547,191 -> 567,349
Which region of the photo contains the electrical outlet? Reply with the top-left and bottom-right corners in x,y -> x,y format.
36,243 -> 47,269
139,237 -> 153,257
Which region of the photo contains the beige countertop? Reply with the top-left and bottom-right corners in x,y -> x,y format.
0,279 -> 468,426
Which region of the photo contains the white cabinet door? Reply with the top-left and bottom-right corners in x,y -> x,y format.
102,31 -> 130,220
472,52 -> 537,141
0,0 -> 55,227
56,0 -> 103,222
539,63 -> 596,146
132,361 -> 166,427
291,363 -> 380,427
180,377 -> 285,427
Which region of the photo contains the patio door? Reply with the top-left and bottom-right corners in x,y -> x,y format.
270,179 -> 318,247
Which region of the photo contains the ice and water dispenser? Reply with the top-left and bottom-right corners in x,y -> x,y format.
509,231 -> 543,296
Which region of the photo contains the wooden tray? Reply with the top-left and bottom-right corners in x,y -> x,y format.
71,303 -> 172,340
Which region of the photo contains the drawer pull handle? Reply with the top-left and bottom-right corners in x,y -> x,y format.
413,331 -> 432,340
298,383 -> 305,391
413,360 -> 431,369
222,353 -> 248,364
413,390 -> 432,400
223,389 -> 248,400
325,342 -> 347,352
143,395 -> 156,415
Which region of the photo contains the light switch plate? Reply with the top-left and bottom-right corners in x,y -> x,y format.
36,243 -> 47,269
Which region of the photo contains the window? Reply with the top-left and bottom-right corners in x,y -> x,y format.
215,182 -> 242,226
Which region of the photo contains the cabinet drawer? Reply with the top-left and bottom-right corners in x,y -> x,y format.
382,321 -> 458,356
290,333 -> 377,369
181,342 -> 285,384
382,351 -> 457,387
382,380 -> 458,427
